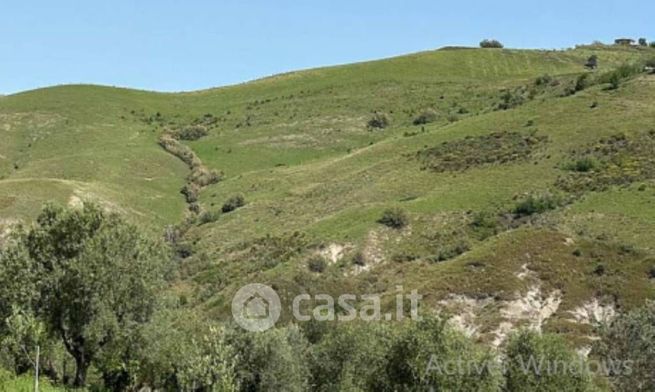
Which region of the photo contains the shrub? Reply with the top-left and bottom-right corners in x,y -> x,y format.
352,252 -> 366,266
534,74 -> 553,86
181,183 -> 200,203
513,193 -> 562,217
563,157 -> 599,172
585,55 -> 598,69
413,109 -> 438,125
574,73 -> 590,92
651,41 -> 655,48
608,73 -> 621,90
172,125 -> 208,141
638,37 -> 648,46
593,302 -> 655,391
199,210 -> 220,225
505,330 -> 594,391
307,256 -> 327,273
600,63 -> 643,89
479,39 -> 503,48
367,113 -> 390,129
435,241 -> 470,262
378,208 -> 409,229
648,265 -> 655,279
221,194 -> 245,213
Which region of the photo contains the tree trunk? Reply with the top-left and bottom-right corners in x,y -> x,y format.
73,354 -> 89,388
34,345 -> 40,392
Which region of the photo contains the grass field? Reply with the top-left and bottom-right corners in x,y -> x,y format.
1,44 -> 654,346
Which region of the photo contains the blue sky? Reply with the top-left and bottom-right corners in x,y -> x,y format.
2,0 -> 653,94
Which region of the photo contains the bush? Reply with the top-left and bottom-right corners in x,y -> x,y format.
352,252 -> 366,266
221,194 -> 245,213
574,73 -> 590,92
199,210 -> 220,225
593,302 -> 655,391
307,256 -> 327,273
367,113 -> 390,129
505,330 -> 594,391
479,39 -> 504,48
172,125 -> 208,141
413,109 -> 438,125
181,183 -> 200,203
599,63 -> 643,89
651,41 -> 655,48
378,208 -> 409,229
638,37 -> 648,46
435,241 -> 470,262
564,157 -> 599,172
513,193 -> 562,217
534,74 -> 553,86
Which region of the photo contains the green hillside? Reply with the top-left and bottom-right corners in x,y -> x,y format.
1,44 -> 655,350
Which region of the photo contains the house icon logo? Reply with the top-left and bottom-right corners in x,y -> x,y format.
232,283 -> 281,332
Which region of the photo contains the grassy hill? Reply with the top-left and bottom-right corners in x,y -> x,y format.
1,44 -> 654,347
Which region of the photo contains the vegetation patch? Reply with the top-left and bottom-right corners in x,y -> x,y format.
378,208 -> 409,229
557,131 -> 655,193
417,131 -> 547,172
513,192 -> 565,217
221,194 -> 246,213
159,133 -> 222,213
367,112 -> 390,129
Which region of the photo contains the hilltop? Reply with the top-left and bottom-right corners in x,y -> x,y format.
1,44 -> 655,348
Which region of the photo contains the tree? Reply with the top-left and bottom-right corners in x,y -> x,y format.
638,38 -> 648,46
593,301 -> 655,391
479,39 -> 504,48
386,316 -> 501,391
2,307 -> 46,392
2,202 -> 172,387
504,330 -> 594,391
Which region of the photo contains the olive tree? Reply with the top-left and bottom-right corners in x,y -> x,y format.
0,202 -> 172,387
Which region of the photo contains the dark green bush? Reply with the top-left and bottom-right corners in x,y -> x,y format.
513,193 -> 562,217
505,330 -> 594,391
535,74 -> 553,86
563,157 -> 599,172
479,39 -> 503,48
378,208 -> 409,229
221,194 -> 245,213
367,113 -> 390,129
435,241 -> 470,262
172,125 -> 208,141
638,38 -> 648,46
352,252 -> 366,266
307,256 -> 327,273
413,109 -> 438,125
574,73 -> 590,91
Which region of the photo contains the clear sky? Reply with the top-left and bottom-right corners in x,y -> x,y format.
2,0 -> 653,94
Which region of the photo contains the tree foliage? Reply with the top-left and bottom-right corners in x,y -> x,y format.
0,202 -> 172,387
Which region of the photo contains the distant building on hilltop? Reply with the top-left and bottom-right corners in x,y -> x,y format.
614,38 -> 635,46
